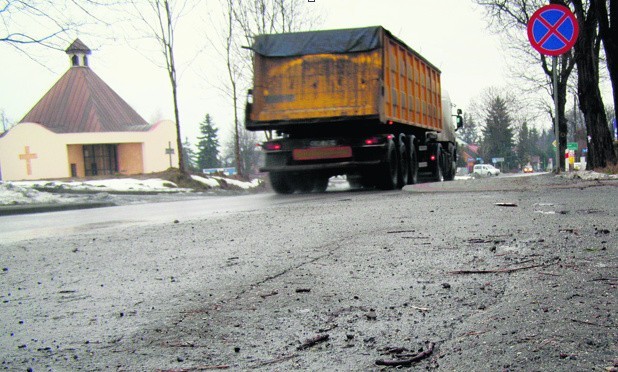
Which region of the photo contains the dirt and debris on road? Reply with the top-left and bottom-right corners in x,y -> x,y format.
0,174 -> 616,370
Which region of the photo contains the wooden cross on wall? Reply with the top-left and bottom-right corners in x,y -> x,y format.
19,146 -> 38,176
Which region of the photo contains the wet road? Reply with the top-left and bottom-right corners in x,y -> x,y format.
0,173 -> 557,244
0,173 -> 616,371
0,193 -> 307,243
0,184 -> 367,244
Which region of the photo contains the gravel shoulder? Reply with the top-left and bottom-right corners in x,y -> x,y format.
0,174 -> 616,371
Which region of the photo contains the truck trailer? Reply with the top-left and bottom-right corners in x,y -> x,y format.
245,26 -> 463,193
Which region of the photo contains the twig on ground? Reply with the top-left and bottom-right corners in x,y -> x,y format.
259,290 -> 278,299
539,271 -> 562,276
590,277 -> 618,282
297,334 -> 329,350
157,365 -> 230,371
387,230 -> 416,234
449,263 -> 544,275
570,318 -> 618,328
375,342 -> 435,366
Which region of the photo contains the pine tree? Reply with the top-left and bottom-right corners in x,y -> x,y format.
480,96 -> 515,169
516,122 -> 530,166
182,137 -> 197,172
196,114 -> 220,171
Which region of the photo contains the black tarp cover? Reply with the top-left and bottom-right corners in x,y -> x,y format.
252,26 -> 383,57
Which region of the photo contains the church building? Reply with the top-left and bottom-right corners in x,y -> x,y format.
0,39 -> 178,181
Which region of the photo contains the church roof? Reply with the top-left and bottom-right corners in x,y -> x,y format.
19,40 -> 150,133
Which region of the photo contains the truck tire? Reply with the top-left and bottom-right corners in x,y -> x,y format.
407,140 -> 418,184
431,144 -> 445,182
348,174 -> 372,189
398,136 -> 409,188
296,173 -> 316,193
312,176 -> 329,193
377,139 -> 399,190
444,144 -> 457,181
294,173 -> 329,193
269,172 -> 295,194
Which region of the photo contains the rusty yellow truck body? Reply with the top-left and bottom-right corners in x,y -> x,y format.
246,26 -> 461,193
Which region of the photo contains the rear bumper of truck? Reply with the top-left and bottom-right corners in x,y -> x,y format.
260,136 -> 390,175
260,160 -> 381,173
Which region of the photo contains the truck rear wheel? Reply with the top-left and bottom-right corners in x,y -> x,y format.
293,173 -> 330,193
269,172 -> 295,194
444,144 -> 457,181
408,141 -> 418,185
398,137 -> 409,188
296,174 -> 316,193
432,144 -> 445,182
377,140 -> 399,190
312,176 -> 329,193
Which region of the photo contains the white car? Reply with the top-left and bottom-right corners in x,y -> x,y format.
473,164 -> 500,176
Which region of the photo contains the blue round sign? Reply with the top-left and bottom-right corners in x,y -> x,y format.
527,4 -> 579,56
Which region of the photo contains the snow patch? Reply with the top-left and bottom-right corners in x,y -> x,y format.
191,175 -> 221,188
0,183 -> 63,205
560,171 -> 618,181
1,175 -> 264,206
10,178 -> 190,193
210,176 -> 262,190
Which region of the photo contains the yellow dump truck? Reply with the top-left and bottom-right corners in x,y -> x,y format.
246,26 -> 462,193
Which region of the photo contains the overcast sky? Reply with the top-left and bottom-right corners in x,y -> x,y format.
1,0 -> 511,145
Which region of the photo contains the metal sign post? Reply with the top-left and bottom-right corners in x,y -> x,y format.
527,4 -> 579,174
552,56 -> 560,173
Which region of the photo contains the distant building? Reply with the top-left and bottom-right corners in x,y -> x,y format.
0,39 -> 178,181
457,139 -> 481,172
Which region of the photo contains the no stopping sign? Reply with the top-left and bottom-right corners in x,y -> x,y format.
527,4 -> 579,56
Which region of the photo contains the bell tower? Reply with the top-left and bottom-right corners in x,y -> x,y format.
65,38 -> 92,67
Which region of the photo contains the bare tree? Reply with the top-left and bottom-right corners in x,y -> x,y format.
474,0 -> 576,171
217,0 -> 320,178
595,0 -> 618,137
222,126 -> 262,177
1,109 -> 12,133
572,0 -> 617,168
129,0 -> 195,173
1,0 -> 116,59
224,0 -> 244,179
1,1 -> 69,49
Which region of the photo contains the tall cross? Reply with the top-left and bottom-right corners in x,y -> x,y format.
165,141 -> 175,168
19,146 -> 38,176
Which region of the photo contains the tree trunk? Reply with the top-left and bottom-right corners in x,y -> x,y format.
545,53 -> 573,172
557,68 -> 569,171
573,0 -> 617,169
164,1 -> 184,173
594,0 -> 618,127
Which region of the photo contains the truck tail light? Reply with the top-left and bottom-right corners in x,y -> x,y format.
263,142 -> 282,151
430,155 -> 436,161
364,137 -> 380,145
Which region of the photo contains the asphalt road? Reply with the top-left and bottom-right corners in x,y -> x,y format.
0,174 -> 616,371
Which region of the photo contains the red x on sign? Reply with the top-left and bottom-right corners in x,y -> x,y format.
527,4 -> 579,56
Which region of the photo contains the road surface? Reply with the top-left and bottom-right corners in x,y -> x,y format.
1,174 -> 616,370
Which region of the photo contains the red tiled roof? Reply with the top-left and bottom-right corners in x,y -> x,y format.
20,66 -> 150,133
